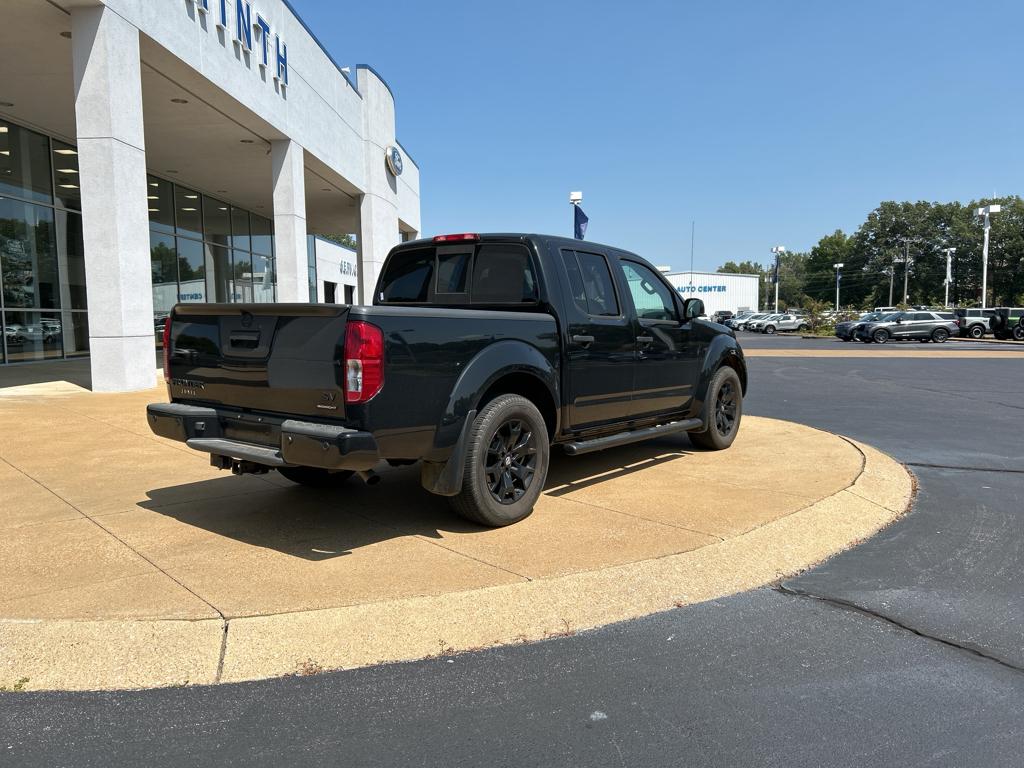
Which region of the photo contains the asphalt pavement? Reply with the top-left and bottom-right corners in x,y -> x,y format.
4,334 -> 1024,767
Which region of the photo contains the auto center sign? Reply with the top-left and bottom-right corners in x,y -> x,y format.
675,283 -> 728,294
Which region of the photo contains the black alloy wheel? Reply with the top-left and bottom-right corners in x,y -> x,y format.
690,366 -> 743,451
714,379 -> 739,437
484,419 -> 537,505
1013,325 -> 1024,341
932,328 -> 949,343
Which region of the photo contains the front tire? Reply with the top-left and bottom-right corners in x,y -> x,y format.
277,466 -> 354,487
764,325 -> 776,335
969,325 -> 985,339
873,329 -> 889,344
450,394 -> 549,527
689,366 -> 743,451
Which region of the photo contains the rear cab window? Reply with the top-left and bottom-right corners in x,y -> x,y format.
377,242 -> 539,306
560,249 -> 620,317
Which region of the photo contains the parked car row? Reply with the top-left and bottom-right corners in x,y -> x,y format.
723,311 -> 809,334
836,310 -> 957,344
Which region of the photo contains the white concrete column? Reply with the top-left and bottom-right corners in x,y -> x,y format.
72,6 -> 154,392
271,139 -> 308,302
355,193 -> 399,303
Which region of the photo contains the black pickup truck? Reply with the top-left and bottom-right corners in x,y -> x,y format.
149,233 -> 747,526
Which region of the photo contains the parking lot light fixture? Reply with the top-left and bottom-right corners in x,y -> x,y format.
771,246 -> 786,312
833,263 -> 844,311
943,247 -> 956,308
976,205 -> 1000,309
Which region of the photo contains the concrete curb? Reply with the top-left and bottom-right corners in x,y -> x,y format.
0,432 -> 912,692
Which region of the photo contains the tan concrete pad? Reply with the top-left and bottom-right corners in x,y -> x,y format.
0,380 -> 912,690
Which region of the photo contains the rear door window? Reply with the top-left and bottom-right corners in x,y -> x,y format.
565,250 -> 620,316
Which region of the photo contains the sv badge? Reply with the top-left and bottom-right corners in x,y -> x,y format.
316,391 -> 338,410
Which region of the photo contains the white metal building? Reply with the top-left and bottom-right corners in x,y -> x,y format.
663,271 -> 761,317
0,0 -> 421,391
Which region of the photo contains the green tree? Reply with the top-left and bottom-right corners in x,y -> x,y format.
717,260 -> 764,275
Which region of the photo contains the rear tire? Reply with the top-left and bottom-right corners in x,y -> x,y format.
932,328 -> 949,343
450,394 -> 549,527
1013,326 -> 1024,341
277,466 -> 354,487
798,324 -> 809,332
689,366 -> 743,451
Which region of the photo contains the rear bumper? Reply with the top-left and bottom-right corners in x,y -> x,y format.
147,402 -> 380,471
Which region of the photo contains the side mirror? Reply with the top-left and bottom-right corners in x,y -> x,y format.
683,298 -> 705,321
895,317 -> 903,324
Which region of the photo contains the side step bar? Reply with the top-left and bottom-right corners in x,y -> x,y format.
563,418 -> 703,456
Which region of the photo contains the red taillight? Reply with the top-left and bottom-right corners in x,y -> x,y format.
343,321 -> 384,403
433,233 -> 479,242
162,317 -> 172,383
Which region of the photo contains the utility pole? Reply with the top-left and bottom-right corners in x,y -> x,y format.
689,221 -> 695,275
833,263 -> 844,311
943,247 -> 956,308
770,246 -> 786,312
976,204 -> 1000,308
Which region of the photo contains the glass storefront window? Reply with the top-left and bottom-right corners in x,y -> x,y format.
230,207 -> 250,252
204,242 -> 231,303
203,196 -> 231,242
1,197 -> 58,308
253,252 -> 276,303
56,210 -> 87,310
147,176 -> 174,233
150,232 -> 177,320
61,310 -> 89,358
231,249 -> 253,303
52,141 -> 81,211
175,237 -> 206,302
0,121 -> 53,205
174,186 -> 203,239
3,310 -> 63,362
251,214 -> 273,256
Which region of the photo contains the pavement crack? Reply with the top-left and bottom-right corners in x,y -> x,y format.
774,584 -> 1024,675
214,620 -> 229,683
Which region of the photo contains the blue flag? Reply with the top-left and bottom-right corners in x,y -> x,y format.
574,205 -> 589,240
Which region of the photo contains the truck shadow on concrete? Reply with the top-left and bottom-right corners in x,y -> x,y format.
140,434 -> 696,561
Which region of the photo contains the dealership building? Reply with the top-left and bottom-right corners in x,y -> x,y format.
0,0 -> 421,390
663,271 -> 761,318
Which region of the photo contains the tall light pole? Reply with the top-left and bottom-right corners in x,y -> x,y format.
943,247 -> 956,308
901,238 -> 913,305
976,204 -> 1000,308
833,263 -> 844,311
770,246 -> 786,312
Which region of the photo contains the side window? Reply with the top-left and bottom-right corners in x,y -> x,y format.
619,260 -> 677,322
575,251 -> 620,316
560,250 -> 589,314
913,312 -> 932,321
471,244 -> 537,304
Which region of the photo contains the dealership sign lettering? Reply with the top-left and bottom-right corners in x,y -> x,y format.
676,284 -> 728,293
187,0 -> 288,88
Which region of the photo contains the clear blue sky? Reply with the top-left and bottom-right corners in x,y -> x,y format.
294,0 -> 1023,272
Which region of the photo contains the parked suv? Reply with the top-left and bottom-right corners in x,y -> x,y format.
953,308 -> 996,339
760,314 -> 810,334
855,311 -> 958,344
734,313 -> 768,330
835,312 -> 886,341
724,312 -> 753,329
747,314 -> 780,332
990,308 -> 1024,341
711,310 -> 734,325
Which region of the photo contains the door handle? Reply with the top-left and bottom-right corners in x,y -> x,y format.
571,334 -> 595,347
636,335 -> 654,346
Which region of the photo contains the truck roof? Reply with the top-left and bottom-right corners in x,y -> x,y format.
397,233 -> 645,260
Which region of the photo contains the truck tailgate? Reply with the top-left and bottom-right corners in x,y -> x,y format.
166,303 -> 349,418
